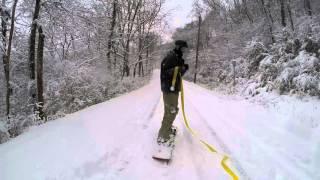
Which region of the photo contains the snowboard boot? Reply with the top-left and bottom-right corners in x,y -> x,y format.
171,126 -> 177,136
157,126 -> 177,147
166,126 -> 177,147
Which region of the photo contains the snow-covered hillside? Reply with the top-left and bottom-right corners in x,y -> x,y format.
0,70 -> 319,180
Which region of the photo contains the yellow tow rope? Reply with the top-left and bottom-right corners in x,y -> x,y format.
170,66 -> 180,91
171,67 -> 239,180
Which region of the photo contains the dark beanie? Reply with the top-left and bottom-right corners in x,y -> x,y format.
175,40 -> 188,48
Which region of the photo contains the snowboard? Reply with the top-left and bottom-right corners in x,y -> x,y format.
152,127 -> 177,163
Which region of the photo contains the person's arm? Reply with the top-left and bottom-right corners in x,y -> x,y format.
161,55 -> 177,77
164,63 -> 188,77
181,64 -> 189,76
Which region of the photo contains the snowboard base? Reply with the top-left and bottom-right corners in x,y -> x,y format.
152,144 -> 173,161
152,127 -> 177,163
152,156 -> 171,164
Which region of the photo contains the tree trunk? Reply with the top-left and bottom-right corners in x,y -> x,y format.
107,0 -> 117,71
233,0 -> 241,15
36,26 -> 45,120
1,0 -> 8,116
146,46 -> 149,74
122,39 -> 130,78
280,0 -> 286,27
29,24 -> 37,79
242,0 -> 253,23
113,44 -> 117,69
133,63 -> 137,77
138,11 -> 144,77
194,15 -> 201,84
260,0 -> 275,44
260,0 -> 274,23
139,61 -> 144,77
287,0 -> 294,31
304,0 -> 312,16
28,0 -> 41,114
3,0 -> 18,117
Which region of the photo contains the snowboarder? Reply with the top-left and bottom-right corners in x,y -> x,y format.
157,40 -> 189,146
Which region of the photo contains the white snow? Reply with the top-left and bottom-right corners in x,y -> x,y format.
259,55 -> 274,68
293,73 -> 318,91
0,121 -> 6,132
0,70 -> 320,180
295,51 -> 320,73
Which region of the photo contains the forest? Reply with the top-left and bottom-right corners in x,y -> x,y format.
0,0 -> 166,143
177,0 -> 320,97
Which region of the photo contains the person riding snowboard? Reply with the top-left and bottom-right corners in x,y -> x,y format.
157,40 -> 189,145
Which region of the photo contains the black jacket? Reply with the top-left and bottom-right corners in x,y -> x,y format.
160,49 -> 188,93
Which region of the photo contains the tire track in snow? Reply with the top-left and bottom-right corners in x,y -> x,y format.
183,96 -> 251,180
184,81 -> 315,180
142,94 -> 162,129
176,115 -> 204,180
212,105 -> 316,180
73,93 -> 161,179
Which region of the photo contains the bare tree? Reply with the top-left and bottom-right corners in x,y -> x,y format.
36,26 -> 45,120
122,0 -> 142,78
242,0 -> 253,23
134,0 -> 163,77
28,0 -> 41,116
304,0 -> 312,16
260,0 -> 275,44
279,0 -> 286,27
194,15 -> 201,84
1,0 -> 18,117
1,0 -> 9,117
287,0 -> 294,31
107,0 -> 118,71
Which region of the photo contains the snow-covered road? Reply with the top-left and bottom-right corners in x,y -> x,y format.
1,70 -> 319,180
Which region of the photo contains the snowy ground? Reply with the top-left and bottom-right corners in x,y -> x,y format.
1,70 -> 320,180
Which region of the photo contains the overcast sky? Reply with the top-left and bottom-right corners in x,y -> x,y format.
164,0 -> 194,29
162,0 -> 195,41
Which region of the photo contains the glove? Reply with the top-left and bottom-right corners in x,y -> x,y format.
181,64 -> 189,73
184,64 -> 189,71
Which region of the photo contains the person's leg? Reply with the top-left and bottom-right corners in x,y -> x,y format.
157,92 -> 179,143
